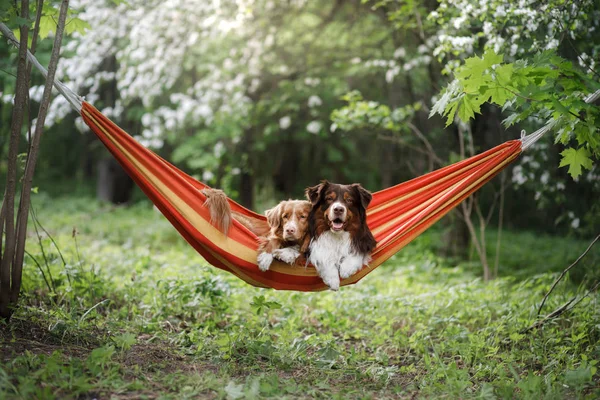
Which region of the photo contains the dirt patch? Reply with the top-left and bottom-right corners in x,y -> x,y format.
0,317 -> 96,363
120,343 -> 190,373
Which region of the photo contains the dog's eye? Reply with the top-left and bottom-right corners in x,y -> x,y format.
325,196 -> 333,202
300,215 -> 307,219
347,198 -> 354,205
282,214 -> 288,220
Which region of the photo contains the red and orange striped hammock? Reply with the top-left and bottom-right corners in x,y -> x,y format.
8,26 -> 595,291
83,103 -> 521,291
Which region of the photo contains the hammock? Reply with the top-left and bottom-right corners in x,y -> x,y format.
3,24 -> 599,291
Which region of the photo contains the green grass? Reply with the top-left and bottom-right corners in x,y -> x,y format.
1,194 -> 599,399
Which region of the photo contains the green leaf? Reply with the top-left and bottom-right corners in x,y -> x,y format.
444,101 -> 458,127
485,86 -> 513,106
112,333 -> 137,351
457,96 -> 479,122
502,113 -> 520,127
224,381 -> 245,400
559,147 -> 593,179
495,64 -> 513,86
457,50 -> 503,80
38,15 -> 55,40
65,17 -> 91,35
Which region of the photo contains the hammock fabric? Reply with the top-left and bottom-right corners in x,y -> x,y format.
80,102 -> 521,291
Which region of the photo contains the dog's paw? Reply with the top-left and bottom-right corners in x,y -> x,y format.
257,252 -> 274,272
321,274 -> 340,291
339,258 -> 363,279
273,247 -> 300,264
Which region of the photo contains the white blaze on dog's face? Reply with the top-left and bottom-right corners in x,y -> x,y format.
327,199 -> 347,232
265,200 -> 311,242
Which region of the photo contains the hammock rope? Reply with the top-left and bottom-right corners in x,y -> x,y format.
2,23 -> 599,291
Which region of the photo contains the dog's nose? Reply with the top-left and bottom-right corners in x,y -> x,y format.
285,227 -> 296,235
333,206 -> 344,215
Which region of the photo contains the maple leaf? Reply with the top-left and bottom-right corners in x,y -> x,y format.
559,147 -> 593,179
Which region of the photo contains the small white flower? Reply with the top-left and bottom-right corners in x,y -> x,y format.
571,218 -> 580,229
306,120 -> 322,134
214,142 -> 225,157
308,95 -> 323,108
482,21 -> 493,36
304,77 -> 321,87
495,5 -> 506,17
386,69 -> 395,83
203,171 -> 215,181
393,47 -> 406,58
545,38 -> 559,50
279,116 -> 291,129
231,167 -> 241,175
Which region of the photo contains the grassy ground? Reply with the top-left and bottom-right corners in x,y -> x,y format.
1,194 -> 599,399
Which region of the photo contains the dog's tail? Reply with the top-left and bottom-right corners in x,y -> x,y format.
201,188 -> 232,235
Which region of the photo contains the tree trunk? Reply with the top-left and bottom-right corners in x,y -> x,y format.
238,126 -> 255,209
240,171 -> 255,209
440,210 -> 470,259
0,1 -> 31,319
0,0 -> 69,319
94,54 -> 134,204
96,158 -> 135,204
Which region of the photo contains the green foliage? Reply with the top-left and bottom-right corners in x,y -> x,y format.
250,295 -> 282,316
1,197 -> 599,398
331,90 -> 421,134
1,1 -> 90,40
431,49 -> 600,178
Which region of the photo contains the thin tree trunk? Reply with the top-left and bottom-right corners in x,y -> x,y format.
12,0 -> 70,304
239,126 -> 255,209
457,120 -> 491,281
0,0 -> 30,319
493,172 -> 505,278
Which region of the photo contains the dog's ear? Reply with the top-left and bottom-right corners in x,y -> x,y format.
265,202 -> 283,231
306,180 -> 329,205
352,183 -> 372,211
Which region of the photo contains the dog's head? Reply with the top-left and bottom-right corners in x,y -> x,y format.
265,200 -> 311,243
306,180 -> 376,253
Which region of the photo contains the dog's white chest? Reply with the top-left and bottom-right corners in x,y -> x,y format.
310,230 -> 352,260
308,230 -> 368,290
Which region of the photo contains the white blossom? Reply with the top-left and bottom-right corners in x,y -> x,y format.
571,218 -> 580,229
202,170 -> 215,181
306,120 -> 321,134
393,47 -> 406,58
545,38 -> 560,50
308,95 -> 323,108
279,116 -> 291,129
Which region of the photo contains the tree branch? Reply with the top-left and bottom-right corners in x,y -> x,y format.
523,280 -> 600,334
537,233 -> 600,316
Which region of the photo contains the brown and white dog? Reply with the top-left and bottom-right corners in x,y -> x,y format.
257,200 -> 311,271
201,189 -> 310,271
305,181 -> 376,290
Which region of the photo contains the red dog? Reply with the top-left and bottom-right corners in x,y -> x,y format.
257,200 -> 311,271
201,189 -> 310,271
